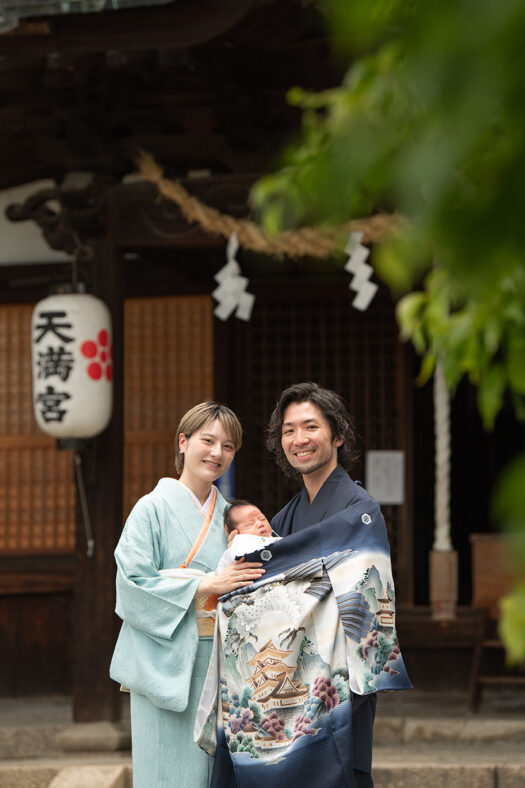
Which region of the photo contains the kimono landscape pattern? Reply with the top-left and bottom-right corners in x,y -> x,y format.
195,497 -> 412,787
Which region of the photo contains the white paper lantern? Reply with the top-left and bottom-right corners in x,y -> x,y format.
31,292 -> 113,439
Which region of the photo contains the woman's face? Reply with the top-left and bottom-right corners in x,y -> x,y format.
178,418 -> 236,486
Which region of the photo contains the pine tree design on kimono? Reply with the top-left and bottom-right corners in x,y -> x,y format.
350,563 -> 403,688
218,576 -> 352,762
195,513 -> 412,778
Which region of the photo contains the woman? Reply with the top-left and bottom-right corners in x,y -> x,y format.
110,402 -> 264,787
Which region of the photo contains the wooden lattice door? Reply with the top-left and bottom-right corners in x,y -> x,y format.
229,283 -> 414,603
0,303 -> 76,556
123,294 -> 214,517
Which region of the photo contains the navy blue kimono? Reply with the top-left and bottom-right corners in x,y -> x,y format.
201,465 -> 411,788
271,465 -> 382,786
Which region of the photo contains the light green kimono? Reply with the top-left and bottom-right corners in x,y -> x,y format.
110,477 -> 229,787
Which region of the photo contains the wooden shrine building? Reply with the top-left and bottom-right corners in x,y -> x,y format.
0,0 -> 523,722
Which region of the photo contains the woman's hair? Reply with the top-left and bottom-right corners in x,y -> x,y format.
266,382 -> 358,478
175,401 -> 243,475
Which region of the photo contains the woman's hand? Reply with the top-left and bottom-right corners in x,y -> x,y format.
197,558 -> 264,597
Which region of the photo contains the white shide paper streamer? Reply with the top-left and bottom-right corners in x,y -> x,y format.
213,233 -> 255,321
344,231 -> 378,311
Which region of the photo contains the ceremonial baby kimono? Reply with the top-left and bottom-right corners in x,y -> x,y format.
110,477 -> 229,788
195,486 -> 412,788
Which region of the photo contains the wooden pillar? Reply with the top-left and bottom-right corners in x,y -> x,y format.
72,187 -> 123,722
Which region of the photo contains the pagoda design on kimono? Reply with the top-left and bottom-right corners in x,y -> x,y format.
248,640 -> 308,711
375,591 -> 394,629
194,502 -> 413,788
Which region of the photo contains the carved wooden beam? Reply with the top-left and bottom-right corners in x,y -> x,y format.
5,177 -> 109,255
0,0 -> 272,55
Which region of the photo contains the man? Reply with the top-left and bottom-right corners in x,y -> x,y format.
267,382 -> 382,788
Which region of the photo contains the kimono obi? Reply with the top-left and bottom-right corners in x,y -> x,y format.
195,594 -> 216,637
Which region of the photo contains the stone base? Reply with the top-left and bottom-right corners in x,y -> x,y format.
56,722 -> 131,753
49,764 -> 128,788
374,765 -> 493,788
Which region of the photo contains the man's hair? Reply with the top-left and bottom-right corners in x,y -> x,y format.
266,382 -> 358,478
224,499 -> 255,533
175,401 -> 243,475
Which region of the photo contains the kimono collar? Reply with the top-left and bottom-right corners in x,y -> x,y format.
154,477 -> 215,516
176,479 -> 215,516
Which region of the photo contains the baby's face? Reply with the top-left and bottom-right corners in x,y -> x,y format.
231,505 -> 272,536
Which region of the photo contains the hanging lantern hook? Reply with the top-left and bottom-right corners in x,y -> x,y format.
74,452 -> 95,558
70,231 -> 94,292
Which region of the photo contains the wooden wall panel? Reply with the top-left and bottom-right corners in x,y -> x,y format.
0,593 -> 72,695
123,295 -> 214,517
0,295 -> 215,552
0,438 -> 75,554
0,295 -> 214,697
0,304 -> 40,436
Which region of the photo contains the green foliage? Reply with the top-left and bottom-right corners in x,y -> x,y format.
499,584 -> 525,666
249,701 -> 262,724
376,632 -> 394,667
252,0 -> 525,660
396,268 -> 525,429
492,455 -> 525,572
240,687 -> 253,708
233,732 -> 258,758
297,636 -> 316,662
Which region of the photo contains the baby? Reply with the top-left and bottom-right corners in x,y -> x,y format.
215,499 -> 281,573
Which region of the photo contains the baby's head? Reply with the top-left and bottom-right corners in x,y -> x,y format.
224,500 -> 272,537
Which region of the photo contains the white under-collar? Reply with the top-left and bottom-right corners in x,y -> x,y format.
176,479 -> 215,516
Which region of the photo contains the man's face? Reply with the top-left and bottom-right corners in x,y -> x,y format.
281,401 -> 342,478
229,505 -> 272,536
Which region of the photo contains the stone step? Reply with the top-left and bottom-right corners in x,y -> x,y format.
0,756 -> 132,788
0,721 -> 131,761
1,752 -> 525,788
0,724 -> 65,761
373,742 -> 525,788
3,714 -> 523,761
373,763 -> 524,788
49,764 -> 129,788
374,715 -> 525,744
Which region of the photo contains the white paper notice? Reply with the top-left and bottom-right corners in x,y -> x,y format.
365,450 -> 405,505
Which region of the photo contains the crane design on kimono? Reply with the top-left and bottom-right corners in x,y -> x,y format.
222,548 -> 364,652
224,582 -> 308,651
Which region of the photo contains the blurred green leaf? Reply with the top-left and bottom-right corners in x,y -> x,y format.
252,0 -> 525,661
499,584 -> 525,666
507,334 -> 525,394
415,352 -> 436,386
477,364 -> 506,430
396,291 -> 426,339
